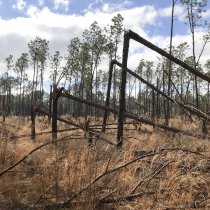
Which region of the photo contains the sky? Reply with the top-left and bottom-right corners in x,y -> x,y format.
1,0 -> 210,82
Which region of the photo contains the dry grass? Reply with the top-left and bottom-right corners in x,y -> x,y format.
0,115 -> 210,209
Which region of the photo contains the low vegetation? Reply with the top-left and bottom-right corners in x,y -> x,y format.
0,116 -> 209,209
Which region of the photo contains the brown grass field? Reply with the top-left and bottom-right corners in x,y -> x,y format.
0,115 -> 210,209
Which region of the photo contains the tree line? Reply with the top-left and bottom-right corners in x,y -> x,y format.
1,0 -> 210,124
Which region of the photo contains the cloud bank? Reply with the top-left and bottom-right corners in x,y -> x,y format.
0,1 -> 209,81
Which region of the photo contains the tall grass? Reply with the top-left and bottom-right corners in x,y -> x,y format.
0,116 -> 209,209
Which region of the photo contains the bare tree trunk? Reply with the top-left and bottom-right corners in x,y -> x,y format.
2,95 -> 6,122
102,61 -> 114,132
166,0 -> 176,125
117,32 -> 129,148
162,65 -> 168,124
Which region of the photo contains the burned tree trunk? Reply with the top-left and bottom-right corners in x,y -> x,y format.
102,61 -> 114,132
31,105 -> 36,140
117,32 -> 130,149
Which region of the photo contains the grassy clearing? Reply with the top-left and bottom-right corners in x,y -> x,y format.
0,116 -> 209,209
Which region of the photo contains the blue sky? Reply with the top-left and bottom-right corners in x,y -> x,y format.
0,0 -> 189,36
0,0 -> 210,78
0,0 -> 173,17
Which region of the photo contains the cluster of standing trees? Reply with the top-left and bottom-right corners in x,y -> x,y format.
1,0 -> 210,123
0,14 -> 124,119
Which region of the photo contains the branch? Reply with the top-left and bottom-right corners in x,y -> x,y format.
145,160 -> 175,186
66,147 -> 208,206
196,35 -> 209,65
129,160 -> 175,195
0,135 -> 84,177
53,151 -> 159,208
40,191 -> 154,210
10,128 -> 81,139
101,191 -> 155,204
42,147 -> 208,209
100,190 -> 117,201
182,104 -> 210,120
135,147 -> 207,158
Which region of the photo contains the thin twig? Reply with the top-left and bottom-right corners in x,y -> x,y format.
41,191 -> 154,209
100,190 -> 117,201
129,160 -> 175,194
145,160 -> 175,187
105,155 -> 113,173
102,192 -> 155,204
135,147 -> 207,158
35,186 -> 53,206
158,147 -> 207,157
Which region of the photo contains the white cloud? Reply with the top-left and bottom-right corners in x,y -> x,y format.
0,4 -> 156,78
158,4 -> 186,24
12,0 -> 27,10
127,30 -> 210,72
53,0 -> 69,11
0,3 -> 210,83
101,2 -> 129,13
84,5 -> 158,31
122,6 -> 157,28
27,5 -> 40,17
202,9 -> 210,19
38,0 -> 44,6
86,0 -> 133,13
